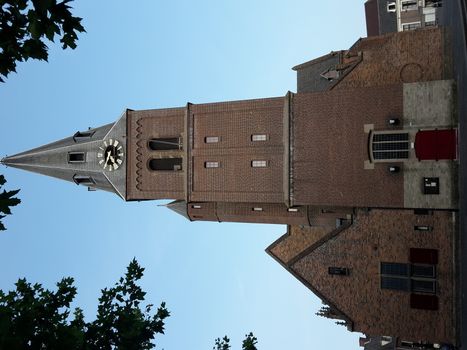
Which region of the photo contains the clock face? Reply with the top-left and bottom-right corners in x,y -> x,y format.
97,138 -> 124,171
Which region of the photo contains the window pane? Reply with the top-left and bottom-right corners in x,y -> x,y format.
412,280 -> 436,293
373,133 -> 408,142
381,277 -> 409,291
205,136 -> 219,143
251,160 -> 267,167
68,152 -> 85,163
149,158 -> 182,171
328,267 -> 349,276
381,262 -> 409,276
252,134 -> 267,141
411,265 -> 436,278
148,138 -> 181,151
205,161 -> 219,168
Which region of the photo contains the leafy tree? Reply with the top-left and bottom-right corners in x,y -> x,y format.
0,0 -> 85,82
0,174 -> 20,230
214,332 -> 258,350
0,258 -> 170,349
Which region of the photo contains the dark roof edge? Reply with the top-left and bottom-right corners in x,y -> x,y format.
292,51 -> 344,71
288,221 -> 353,266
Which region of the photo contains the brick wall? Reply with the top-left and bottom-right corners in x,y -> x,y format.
336,28 -> 449,89
127,108 -> 186,200
289,209 -> 456,344
291,85 -> 405,207
189,97 -> 286,203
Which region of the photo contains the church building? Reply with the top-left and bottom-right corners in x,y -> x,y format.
1,26 -> 459,348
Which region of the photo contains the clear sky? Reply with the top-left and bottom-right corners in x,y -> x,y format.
0,1 -> 367,349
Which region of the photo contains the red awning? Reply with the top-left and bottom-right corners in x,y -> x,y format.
414,129 -> 458,160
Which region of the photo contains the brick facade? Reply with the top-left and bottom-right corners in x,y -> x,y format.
267,209 -> 457,344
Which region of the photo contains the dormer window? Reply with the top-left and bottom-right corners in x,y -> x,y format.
73,130 -> 95,142
68,152 -> 86,163
148,137 -> 182,151
73,174 -> 95,186
320,67 -> 339,81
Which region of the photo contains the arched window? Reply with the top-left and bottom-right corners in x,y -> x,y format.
148,137 -> 181,151
149,158 -> 182,171
370,132 -> 410,161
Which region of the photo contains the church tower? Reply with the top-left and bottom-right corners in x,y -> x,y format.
2,28 -> 458,226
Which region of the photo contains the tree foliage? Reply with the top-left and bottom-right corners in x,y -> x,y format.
0,174 -> 20,230
0,0 -> 85,82
0,258 -> 170,349
213,332 -> 258,350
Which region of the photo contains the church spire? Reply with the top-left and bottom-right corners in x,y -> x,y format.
1,111 -> 128,200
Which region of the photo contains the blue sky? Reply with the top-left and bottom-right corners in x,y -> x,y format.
0,1 -> 366,349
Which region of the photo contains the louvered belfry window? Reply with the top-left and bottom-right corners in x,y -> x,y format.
372,133 -> 409,160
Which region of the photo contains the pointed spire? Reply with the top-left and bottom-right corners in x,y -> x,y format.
165,200 -> 190,220
2,111 -> 128,200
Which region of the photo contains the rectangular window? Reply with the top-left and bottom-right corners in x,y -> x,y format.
251,134 -> 267,142
204,161 -> 219,168
381,276 -> 410,291
73,175 -> 95,186
149,158 -> 182,171
401,0 -> 418,10
372,133 -> 410,160
412,279 -> 436,293
148,138 -> 181,151
251,160 -> 268,168
402,22 -> 422,31
205,136 -> 220,143
414,225 -> 433,231
68,152 -> 86,163
411,265 -> 436,278
328,267 -> 349,276
252,207 -> 263,212
287,208 -> 299,212
192,205 -> 202,209
380,262 -> 409,276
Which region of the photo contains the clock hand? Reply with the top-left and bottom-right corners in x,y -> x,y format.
105,151 -> 111,164
109,155 -> 116,164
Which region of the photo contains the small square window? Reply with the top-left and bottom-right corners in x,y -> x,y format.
251,134 -> 267,142
68,152 -> 86,163
73,175 -> 95,186
251,160 -> 268,168
205,136 -> 220,143
423,177 -> 439,195
328,267 -> 349,276
205,161 -> 219,168
414,225 -> 433,231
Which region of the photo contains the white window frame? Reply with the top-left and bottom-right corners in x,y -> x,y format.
251,160 -> 268,168
205,136 -> 220,144
205,161 -> 220,168
251,134 -> 268,142
402,21 -> 422,31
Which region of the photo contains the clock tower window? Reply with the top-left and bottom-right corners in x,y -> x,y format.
68,152 -> 86,163
148,137 -> 182,151
149,158 -> 183,171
